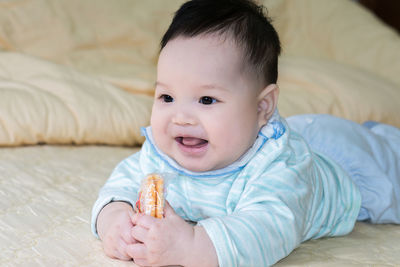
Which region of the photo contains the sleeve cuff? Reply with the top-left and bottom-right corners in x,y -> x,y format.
90,191 -> 138,238
198,217 -> 236,267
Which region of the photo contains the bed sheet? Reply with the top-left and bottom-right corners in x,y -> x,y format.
1,146 -> 400,266
0,145 -> 136,266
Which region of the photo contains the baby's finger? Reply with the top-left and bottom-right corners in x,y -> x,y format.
126,243 -> 147,262
116,242 -> 132,261
133,258 -> 149,267
103,240 -> 130,261
131,212 -> 144,226
135,213 -> 158,229
163,200 -> 176,217
129,208 -> 137,223
121,225 -> 136,244
131,225 -> 148,243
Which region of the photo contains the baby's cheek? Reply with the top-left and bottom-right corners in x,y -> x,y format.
152,128 -> 170,154
216,135 -> 240,159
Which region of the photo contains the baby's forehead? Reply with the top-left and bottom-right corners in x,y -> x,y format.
194,33 -> 260,80
166,34 -> 254,70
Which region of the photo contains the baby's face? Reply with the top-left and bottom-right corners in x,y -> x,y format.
151,34 -> 262,172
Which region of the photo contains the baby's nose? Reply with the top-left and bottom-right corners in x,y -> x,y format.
172,111 -> 196,125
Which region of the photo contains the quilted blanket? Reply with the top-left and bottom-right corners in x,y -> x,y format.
1,0 -> 399,266
1,145 -> 400,266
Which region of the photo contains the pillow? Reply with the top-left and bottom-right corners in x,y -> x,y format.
1,53 -> 399,147
0,52 -> 153,146
0,0 -> 182,95
278,56 -> 400,128
266,0 -> 400,87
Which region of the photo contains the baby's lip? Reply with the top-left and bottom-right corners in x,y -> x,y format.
175,135 -> 209,156
175,136 -> 208,147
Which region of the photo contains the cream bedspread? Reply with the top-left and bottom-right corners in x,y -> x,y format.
1,146 -> 400,266
1,0 -> 400,266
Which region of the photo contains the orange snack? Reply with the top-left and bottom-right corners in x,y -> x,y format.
136,174 -> 164,218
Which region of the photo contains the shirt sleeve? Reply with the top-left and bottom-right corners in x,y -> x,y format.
198,168 -> 312,267
91,152 -> 143,237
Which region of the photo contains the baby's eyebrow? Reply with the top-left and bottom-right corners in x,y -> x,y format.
199,84 -> 228,91
155,81 -> 227,92
155,81 -> 168,88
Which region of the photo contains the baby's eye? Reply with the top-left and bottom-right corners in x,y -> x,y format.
160,94 -> 174,103
199,96 -> 217,105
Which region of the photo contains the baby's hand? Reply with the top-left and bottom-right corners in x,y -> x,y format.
128,201 -> 195,266
97,201 -> 138,260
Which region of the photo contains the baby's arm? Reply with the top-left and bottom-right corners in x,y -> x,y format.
128,202 -> 218,267
128,200 -> 301,267
198,207 -> 301,267
194,171 -> 313,266
91,152 -> 143,259
97,201 -> 138,260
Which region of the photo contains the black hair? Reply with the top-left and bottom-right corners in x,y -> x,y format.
160,0 -> 281,85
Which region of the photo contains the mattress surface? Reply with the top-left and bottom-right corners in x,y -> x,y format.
1,145 -> 399,266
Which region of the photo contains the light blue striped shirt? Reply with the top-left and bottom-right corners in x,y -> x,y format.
91,112 -> 361,266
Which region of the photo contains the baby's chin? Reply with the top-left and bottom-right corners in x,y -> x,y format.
176,158 -> 228,173
178,161 -> 211,173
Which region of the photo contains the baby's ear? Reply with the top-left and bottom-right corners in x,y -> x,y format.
257,84 -> 279,128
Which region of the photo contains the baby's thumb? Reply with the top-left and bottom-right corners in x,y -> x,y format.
163,200 -> 176,218
128,206 -> 138,225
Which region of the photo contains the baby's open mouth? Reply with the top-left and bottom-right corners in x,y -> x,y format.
175,137 -> 208,148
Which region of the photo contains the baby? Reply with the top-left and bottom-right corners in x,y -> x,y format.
92,0 -> 400,266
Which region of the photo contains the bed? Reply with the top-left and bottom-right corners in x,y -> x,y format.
1,0 -> 399,266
